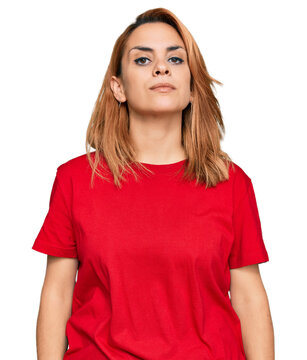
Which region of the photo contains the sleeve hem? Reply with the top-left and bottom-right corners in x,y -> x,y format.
229,254 -> 269,269
32,241 -> 78,258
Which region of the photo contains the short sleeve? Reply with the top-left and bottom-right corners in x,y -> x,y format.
32,166 -> 78,258
229,178 -> 269,269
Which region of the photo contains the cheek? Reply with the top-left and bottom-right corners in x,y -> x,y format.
178,77 -> 192,100
124,75 -> 147,99
174,67 -> 191,91
184,69 -> 192,90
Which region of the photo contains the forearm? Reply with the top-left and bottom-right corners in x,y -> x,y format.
232,293 -> 275,359
36,287 -> 72,360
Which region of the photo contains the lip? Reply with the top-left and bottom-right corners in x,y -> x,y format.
151,86 -> 175,93
150,82 -> 176,90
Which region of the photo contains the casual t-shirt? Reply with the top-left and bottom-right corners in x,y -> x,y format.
32,152 -> 269,360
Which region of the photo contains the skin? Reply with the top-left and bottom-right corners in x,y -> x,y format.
110,22 -> 275,358
230,265 -> 275,359
110,22 -> 192,164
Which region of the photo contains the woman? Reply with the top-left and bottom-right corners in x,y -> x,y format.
32,7 -> 274,360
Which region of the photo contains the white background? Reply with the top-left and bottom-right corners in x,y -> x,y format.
1,0 -> 306,358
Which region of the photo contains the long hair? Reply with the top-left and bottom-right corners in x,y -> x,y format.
85,7 -> 234,189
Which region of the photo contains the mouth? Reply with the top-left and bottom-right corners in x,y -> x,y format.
150,86 -> 175,93
150,82 -> 176,91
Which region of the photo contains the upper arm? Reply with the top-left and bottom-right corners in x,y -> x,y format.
32,165 -> 78,259
42,255 -> 79,298
229,167 -> 269,270
230,264 -> 267,306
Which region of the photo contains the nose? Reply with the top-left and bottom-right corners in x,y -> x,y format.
153,61 -> 170,76
154,68 -> 170,75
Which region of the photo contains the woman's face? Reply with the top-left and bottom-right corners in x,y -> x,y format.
112,22 -> 192,115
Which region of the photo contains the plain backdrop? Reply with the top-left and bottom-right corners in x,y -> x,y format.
1,0 -> 306,358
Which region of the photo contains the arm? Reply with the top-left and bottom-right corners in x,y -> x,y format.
35,255 -> 78,360
230,264 -> 275,360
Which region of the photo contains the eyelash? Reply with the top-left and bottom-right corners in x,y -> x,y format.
134,56 -> 184,65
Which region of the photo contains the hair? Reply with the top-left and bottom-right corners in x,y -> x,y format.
85,7 -> 234,189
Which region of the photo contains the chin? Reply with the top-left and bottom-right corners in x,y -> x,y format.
151,107 -> 182,114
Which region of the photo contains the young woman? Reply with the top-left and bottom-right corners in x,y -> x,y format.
32,7 -> 274,360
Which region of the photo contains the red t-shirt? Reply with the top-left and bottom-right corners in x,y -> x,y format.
32,153 -> 269,359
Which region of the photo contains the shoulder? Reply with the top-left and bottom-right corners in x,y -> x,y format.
55,152 -> 96,187
228,161 -> 255,209
228,160 -> 252,195
57,152 -> 92,173
229,161 -> 251,183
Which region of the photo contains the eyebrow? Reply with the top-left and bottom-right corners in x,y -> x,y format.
128,45 -> 186,56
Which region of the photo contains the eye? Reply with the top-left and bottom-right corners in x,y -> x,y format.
134,57 -> 150,65
169,57 -> 184,64
134,56 -> 184,65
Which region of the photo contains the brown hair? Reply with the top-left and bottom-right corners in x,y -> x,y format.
85,7 -> 234,189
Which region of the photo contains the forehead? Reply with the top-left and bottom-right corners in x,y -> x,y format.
125,22 -> 186,56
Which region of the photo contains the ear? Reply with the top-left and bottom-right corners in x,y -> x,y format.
110,76 -> 126,103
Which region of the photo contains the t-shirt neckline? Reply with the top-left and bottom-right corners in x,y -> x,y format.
138,158 -> 187,174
